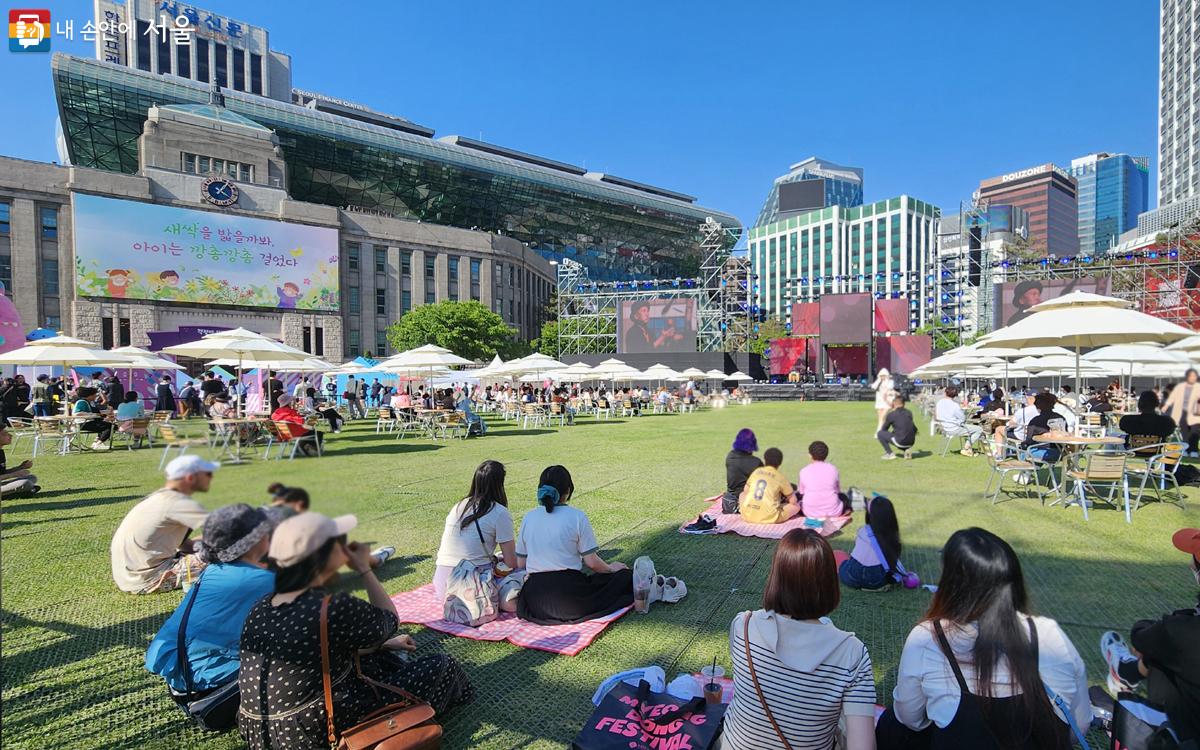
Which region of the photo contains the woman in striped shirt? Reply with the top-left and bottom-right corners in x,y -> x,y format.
720,529 -> 877,750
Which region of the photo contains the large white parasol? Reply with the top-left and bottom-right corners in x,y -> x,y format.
978,292 -> 1194,394
161,328 -> 310,415
0,335 -> 136,414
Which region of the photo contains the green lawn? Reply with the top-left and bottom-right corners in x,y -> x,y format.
2,402 -> 1197,749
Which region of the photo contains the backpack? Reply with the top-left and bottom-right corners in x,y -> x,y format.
443,559 -> 499,627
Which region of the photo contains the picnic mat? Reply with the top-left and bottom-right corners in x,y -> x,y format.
680,496 -> 852,539
391,584 -> 629,656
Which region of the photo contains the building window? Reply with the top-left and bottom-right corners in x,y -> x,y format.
176,43 -> 190,78
0,202 -> 9,234
302,325 -> 312,353
470,258 -> 481,300
374,247 -> 387,274
182,153 -> 253,181
448,255 -> 459,300
214,43 -> 227,86
401,251 -> 411,277
348,287 -> 360,314
250,52 -> 263,95
314,327 -> 324,356
136,20 -> 151,71
40,207 -> 57,240
402,290 -> 411,313
347,243 -> 360,271
45,315 -> 60,330
102,316 -> 114,349
118,317 -> 131,347
155,26 -> 171,74
42,259 -> 58,294
0,254 -> 10,290
347,330 -> 360,357
232,48 -> 245,91
424,254 -> 436,304
196,38 -> 209,82
375,287 -> 386,315
375,330 -> 388,355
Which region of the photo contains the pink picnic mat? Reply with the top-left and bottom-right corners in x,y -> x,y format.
391,584 -> 629,656
680,496 -> 852,539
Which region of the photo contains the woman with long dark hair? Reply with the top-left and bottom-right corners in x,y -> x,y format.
433,460 -> 517,605
238,513 -> 472,749
837,495 -> 902,591
516,465 -> 664,624
876,528 -> 1090,749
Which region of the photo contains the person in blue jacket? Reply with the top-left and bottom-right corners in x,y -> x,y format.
145,504 -> 276,697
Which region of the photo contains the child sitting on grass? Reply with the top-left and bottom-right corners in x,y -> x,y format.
738,448 -> 800,524
834,494 -> 903,591
797,441 -> 851,520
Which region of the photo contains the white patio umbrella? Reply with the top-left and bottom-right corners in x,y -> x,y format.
160,328 -> 310,415
978,292 -> 1194,395
727,371 -> 753,382
0,335 -> 136,414
1083,344 -> 1191,392
552,362 -> 598,382
591,358 -> 631,376
641,363 -> 681,382
499,352 -> 568,376
378,344 -> 472,370
207,356 -> 336,372
680,367 -> 707,379
1166,335 -> 1200,354
704,368 -> 728,381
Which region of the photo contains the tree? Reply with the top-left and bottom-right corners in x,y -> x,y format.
385,300 -> 521,361
533,319 -> 560,358
749,318 -> 789,356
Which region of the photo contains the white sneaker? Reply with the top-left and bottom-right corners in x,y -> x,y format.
1101,631 -> 1138,695
881,453 -> 898,461
649,574 -> 687,604
371,546 -> 396,567
91,440 -> 110,451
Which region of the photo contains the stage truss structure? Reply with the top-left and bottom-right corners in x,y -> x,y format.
555,218 -> 751,354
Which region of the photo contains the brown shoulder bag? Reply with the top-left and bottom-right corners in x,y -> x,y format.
743,613 -> 795,750
320,595 -> 442,750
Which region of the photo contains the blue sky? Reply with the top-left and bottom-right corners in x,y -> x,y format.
1,1 -> 1159,230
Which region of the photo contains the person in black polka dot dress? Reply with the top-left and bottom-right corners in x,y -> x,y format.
237,513 -> 473,749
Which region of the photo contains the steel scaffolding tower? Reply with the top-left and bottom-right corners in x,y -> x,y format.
555,218 -> 750,354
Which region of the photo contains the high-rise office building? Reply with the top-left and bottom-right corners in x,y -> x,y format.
747,196 -> 940,329
977,164 -> 1078,256
1070,153 -> 1150,254
753,157 -> 864,228
1158,0 -> 1200,207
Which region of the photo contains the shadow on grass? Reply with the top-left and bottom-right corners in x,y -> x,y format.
327,444 -> 445,458
1,493 -> 144,514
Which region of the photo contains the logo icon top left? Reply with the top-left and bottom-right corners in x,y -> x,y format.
9,9 -> 51,52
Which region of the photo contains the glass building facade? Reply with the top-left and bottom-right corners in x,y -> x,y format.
753,157 -> 864,228
52,54 -> 739,283
1069,153 -> 1150,254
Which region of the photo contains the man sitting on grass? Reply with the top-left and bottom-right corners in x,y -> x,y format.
738,448 -> 800,524
877,395 -> 917,460
0,424 -> 38,496
110,455 -> 216,594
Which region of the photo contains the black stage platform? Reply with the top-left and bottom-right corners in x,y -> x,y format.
743,383 -> 875,402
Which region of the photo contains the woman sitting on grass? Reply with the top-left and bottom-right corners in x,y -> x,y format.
238,513 -> 473,749
835,494 -> 902,591
515,465 -> 647,624
798,441 -> 851,519
434,460 -> 517,608
876,528 -> 1090,749
723,428 -> 762,514
720,529 -> 877,750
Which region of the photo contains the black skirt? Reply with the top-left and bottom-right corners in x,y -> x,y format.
517,568 -> 633,625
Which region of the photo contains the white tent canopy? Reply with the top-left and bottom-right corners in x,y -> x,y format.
0,335 -> 137,413
378,344 -> 472,371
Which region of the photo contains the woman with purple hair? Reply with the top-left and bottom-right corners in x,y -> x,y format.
723,428 -> 762,514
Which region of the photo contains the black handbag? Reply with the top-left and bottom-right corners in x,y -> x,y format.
570,679 -> 723,750
169,572 -> 240,731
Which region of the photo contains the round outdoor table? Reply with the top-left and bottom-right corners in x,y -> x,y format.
1033,433 -> 1125,506
208,417 -> 261,464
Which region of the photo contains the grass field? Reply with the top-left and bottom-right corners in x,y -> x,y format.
2,401 -> 1198,750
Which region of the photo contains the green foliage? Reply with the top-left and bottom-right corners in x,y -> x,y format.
749,318 -> 789,355
534,319 -> 561,358
916,321 -> 964,350
385,300 -> 519,361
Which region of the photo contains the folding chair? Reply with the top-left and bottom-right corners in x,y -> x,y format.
273,421 -> 322,459
1126,441 -> 1187,513
156,424 -> 209,469
621,399 -> 637,417
521,403 -> 546,430
393,410 -> 423,440
375,406 -> 397,433
1066,451 -> 1131,523
31,419 -> 72,458
112,417 -> 153,450
937,420 -> 976,456
4,417 -> 36,453
548,401 -> 567,426
436,412 -> 468,440
1077,412 -> 1105,438
983,438 -> 1044,505
595,398 -> 612,420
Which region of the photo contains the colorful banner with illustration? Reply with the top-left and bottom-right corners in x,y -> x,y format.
72,194 -> 339,311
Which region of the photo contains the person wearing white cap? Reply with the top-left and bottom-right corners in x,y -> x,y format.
110,455 -> 219,594
237,513 -> 473,747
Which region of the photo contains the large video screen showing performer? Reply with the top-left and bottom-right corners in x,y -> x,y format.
618,298 -> 698,353
819,292 -> 873,345
992,276 -> 1111,328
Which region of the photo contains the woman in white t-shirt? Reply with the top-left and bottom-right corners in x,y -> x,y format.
876,528 -> 1090,749
432,460 -> 517,607
515,465 -> 637,625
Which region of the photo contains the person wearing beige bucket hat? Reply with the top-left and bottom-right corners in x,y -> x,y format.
236,513 -> 473,748
1099,528 -> 1200,743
